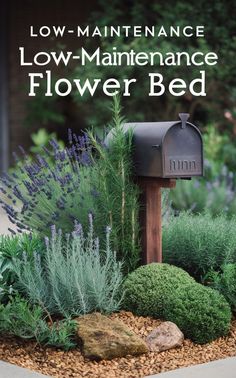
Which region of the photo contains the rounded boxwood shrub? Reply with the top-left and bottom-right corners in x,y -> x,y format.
123,263 -> 231,344
164,283 -> 232,344
123,263 -> 195,318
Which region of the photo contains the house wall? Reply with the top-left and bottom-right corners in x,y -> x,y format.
7,0 -> 97,162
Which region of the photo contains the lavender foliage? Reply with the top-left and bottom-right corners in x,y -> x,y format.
13,219 -> 124,317
0,132 -> 96,234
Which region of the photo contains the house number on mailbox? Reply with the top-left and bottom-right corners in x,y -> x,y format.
169,159 -> 197,172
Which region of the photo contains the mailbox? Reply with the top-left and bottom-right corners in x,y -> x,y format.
106,112 -> 203,264
123,113 -> 203,179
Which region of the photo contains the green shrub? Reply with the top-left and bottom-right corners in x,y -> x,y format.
88,97 -> 141,271
13,219 -> 123,317
37,319 -> 76,350
0,233 -> 44,302
164,283 -> 232,344
0,295 -> 44,339
203,125 -> 236,173
123,263 -> 195,318
123,263 -> 231,344
206,264 -> 236,312
163,212 -> 236,280
0,296 -> 76,350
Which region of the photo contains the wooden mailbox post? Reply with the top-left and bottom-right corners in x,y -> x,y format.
138,178 -> 176,264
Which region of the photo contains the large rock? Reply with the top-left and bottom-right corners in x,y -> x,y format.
75,313 -> 148,360
146,321 -> 184,352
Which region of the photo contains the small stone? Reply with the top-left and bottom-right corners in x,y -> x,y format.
146,321 -> 184,352
75,313 -> 148,360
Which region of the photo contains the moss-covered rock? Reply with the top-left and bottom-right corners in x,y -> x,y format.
76,313 -> 148,360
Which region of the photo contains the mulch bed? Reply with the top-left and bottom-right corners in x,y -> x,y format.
0,311 -> 235,378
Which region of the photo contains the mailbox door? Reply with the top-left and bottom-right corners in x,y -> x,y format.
133,139 -> 162,177
131,123 -> 166,177
162,122 -> 203,178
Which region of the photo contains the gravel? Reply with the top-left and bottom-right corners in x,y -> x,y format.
0,311 -> 235,378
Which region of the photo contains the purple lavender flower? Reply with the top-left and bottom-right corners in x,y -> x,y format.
12,152 -> 19,162
8,228 -> 16,235
73,133 -> 78,143
36,154 -> 49,168
18,145 -> 27,157
80,151 -> 91,166
0,128 -> 100,235
0,187 -> 7,195
73,221 -> 83,236
56,197 -> 66,210
50,138 -> 60,151
68,129 -> 73,145
94,237 -> 99,253
50,224 -> 56,238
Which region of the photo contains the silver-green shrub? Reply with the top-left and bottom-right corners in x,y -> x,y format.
163,212 -> 236,280
13,218 -> 123,317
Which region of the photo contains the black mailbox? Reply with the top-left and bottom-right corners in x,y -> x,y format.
122,113 -> 203,179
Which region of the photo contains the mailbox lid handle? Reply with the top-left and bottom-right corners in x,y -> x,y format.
179,113 -> 190,128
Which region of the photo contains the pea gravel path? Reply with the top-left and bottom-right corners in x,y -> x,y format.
0,312 -> 235,378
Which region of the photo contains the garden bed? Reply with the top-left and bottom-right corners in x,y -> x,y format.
0,311 -> 235,378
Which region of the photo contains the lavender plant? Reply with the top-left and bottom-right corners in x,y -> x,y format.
0,98 -> 141,272
0,133 -> 96,235
13,217 -> 124,317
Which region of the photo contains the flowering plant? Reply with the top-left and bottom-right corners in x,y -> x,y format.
0,98 -> 141,272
